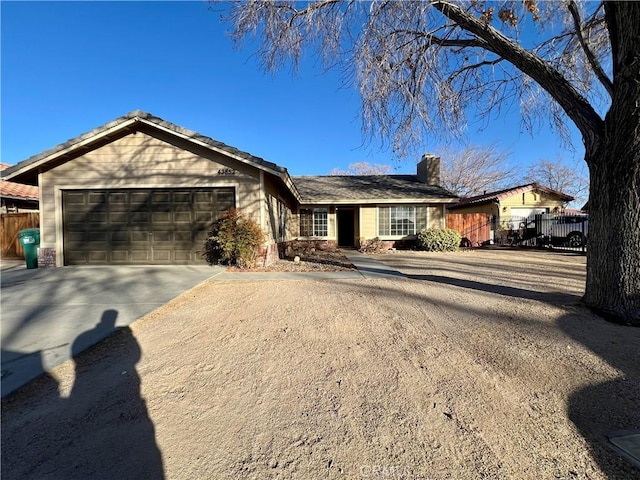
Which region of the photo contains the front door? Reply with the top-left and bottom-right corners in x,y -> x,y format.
337,208 -> 355,247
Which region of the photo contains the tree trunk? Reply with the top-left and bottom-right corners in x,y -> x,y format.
583,140 -> 640,325
583,2 -> 640,325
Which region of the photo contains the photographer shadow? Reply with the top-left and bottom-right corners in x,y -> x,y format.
1,309 -> 165,480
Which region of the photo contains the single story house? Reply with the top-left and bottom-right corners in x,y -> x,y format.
1,111 -> 458,267
448,183 -> 574,244
449,183 -> 573,220
0,164 -> 39,213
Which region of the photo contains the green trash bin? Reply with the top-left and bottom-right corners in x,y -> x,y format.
18,228 -> 40,269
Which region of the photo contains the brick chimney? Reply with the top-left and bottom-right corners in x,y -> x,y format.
417,154 -> 440,185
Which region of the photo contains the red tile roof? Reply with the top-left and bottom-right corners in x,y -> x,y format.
449,183 -> 573,209
0,180 -> 39,201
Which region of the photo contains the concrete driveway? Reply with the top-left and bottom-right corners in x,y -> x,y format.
1,263 -> 223,397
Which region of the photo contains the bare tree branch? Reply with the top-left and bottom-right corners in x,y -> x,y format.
436,143 -> 515,197
524,156 -> 590,208
447,57 -> 505,83
218,0 -> 640,321
567,0 -> 613,97
431,0 -> 604,139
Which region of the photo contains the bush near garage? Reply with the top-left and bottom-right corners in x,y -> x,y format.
203,208 -> 265,268
416,228 -> 462,252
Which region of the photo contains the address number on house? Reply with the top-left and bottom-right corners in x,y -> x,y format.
217,168 -> 236,176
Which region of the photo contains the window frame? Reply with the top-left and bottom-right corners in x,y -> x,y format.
377,205 -> 427,238
299,207 -> 329,238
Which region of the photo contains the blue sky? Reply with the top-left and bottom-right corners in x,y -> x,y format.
2,1 -> 586,176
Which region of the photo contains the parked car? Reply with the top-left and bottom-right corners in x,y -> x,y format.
539,214 -> 589,247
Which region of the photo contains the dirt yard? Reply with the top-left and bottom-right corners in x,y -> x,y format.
2,249 -> 639,479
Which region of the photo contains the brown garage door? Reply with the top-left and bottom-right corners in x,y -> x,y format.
62,188 -> 235,265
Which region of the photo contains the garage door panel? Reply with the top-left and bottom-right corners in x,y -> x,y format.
173,192 -> 191,203
64,192 -> 87,204
63,188 -> 234,265
151,230 -> 172,242
65,251 -> 88,263
129,212 -> 150,223
194,231 -> 209,242
88,212 -> 107,223
110,250 -> 129,262
108,212 -> 128,223
65,231 -> 86,244
88,231 -> 108,243
110,231 -> 130,243
194,211 -> 214,223
173,212 -> 192,223
174,231 -> 192,242
89,251 -> 108,262
88,192 -> 107,203
131,231 -> 149,242
130,250 -> 150,262
152,250 -> 171,262
174,250 -> 192,261
130,191 -> 150,203
152,212 -> 171,223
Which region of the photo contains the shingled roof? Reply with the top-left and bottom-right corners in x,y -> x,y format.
1,111 -> 293,188
2,111 -> 459,205
293,175 -> 458,203
448,183 -> 573,210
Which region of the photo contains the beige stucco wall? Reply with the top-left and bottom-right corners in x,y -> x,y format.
427,205 -> 445,229
500,191 -> 565,215
359,206 -> 377,239
40,129 -> 264,264
451,191 -> 566,219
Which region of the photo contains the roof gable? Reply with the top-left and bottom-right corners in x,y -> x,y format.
2,111 -> 461,205
1,111 -> 299,198
450,183 -> 573,209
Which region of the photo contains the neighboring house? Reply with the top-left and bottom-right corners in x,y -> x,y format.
1,111 -> 457,267
448,183 -> 574,245
449,183 -> 574,220
0,164 -> 39,213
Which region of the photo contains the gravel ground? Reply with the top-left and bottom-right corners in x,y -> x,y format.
232,249 -> 356,272
2,249 -> 639,479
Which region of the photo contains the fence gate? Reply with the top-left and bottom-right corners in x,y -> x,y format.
1,212 -> 40,258
446,213 -> 492,246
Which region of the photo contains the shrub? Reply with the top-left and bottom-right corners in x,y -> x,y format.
203,208 -> 265,268
358,237 -> 388,254
416,228 -> 462,252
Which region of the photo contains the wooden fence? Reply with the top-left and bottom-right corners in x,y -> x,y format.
1,212 -> 40,258
446,213 -> 492,247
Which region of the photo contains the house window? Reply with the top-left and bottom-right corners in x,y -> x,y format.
378,206 -> 427,236
300,208 -> 328,237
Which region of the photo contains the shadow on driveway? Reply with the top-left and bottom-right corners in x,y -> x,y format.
1,265 -> 220,396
